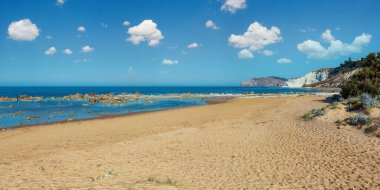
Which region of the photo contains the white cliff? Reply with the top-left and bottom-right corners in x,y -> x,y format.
286,69 -> 330,87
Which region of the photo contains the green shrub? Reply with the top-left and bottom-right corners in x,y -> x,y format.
347,97 -> 362,111
347,114 -> 372,126
302,108 -> 325,120
311,108 -> 326,116
360,93 -> 379,109
341,53 -> 380,98
302,112 -> 312,120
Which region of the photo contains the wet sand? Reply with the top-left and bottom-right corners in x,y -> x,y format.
0,96 -> 379,189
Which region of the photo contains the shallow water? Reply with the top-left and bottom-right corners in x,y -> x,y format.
0,86 -> 318,128
0,99 -> 206,128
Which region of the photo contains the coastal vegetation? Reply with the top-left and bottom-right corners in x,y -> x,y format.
303,93 -> 380,138
341,53 -> 380,98
302,108 -> 326,120
347,114 -> 372,126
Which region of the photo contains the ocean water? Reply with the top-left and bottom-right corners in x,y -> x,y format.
0,86 -> 318,128
0,86 -> 316,97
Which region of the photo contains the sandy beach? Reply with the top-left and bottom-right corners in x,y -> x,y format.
1,95 -> 379,189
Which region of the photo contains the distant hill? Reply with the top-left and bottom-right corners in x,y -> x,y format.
240,76 -> 288,87
241,54 -> 377,89
304,57 -> 365,88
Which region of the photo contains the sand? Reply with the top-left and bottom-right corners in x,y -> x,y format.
0,96 -> 379,189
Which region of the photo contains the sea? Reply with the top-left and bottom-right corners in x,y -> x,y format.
0,86 -> 318,128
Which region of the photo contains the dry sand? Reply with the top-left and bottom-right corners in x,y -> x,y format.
0,96 -> 379,189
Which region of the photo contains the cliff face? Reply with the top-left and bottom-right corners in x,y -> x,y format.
241,58 -> 364,88
240,77 -> 288,87
304,68 -> 361,87
286,69 -> 332,87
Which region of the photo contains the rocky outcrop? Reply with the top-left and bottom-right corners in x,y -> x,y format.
0,93 -> 148,105
240,77 -> 288,87
240,70 -> 332,88
286,69 -> 332,87
305,68 -> 361,88
241,57 -> 365,88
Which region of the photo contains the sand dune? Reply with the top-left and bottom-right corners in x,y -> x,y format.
1,96 -> 379,189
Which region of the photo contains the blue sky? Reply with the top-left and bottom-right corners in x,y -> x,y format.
1,0 -> 379,86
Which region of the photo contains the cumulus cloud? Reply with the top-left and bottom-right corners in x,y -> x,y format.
187,43 -> 199,49
8,19 -> 40,41
297,29 -> 372,59
221,0 -> 247,14
127,20 -> 164,47
77,26 -> 86,32
162,59 -> 179,65
44,47 -> 57,55
277,58 -> 292,64
56,0 -> 65,6
321,29 -> 335,42
205,20 -> 219,30
81,45 -> 94,53
123,21 -> 130,26
238,49 -> 254,59
63,49 -> 73,55
228,22 -> 282,58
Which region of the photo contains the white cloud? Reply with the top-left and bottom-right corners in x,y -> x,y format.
321,29 -> 335,42
123,21 -> 130,26
8,19 -> 40,41
297,29 -> 372,59
238,49 -> 254,59
261,50 -> 274,56
77,26 -> 86,32
221,0 -> 247,14
127,20 -> 164,47
187,43 -> 199,49
56,0 -> 65,6
162,59 -> 179,65
228,22 -> 282,58
63,49 -> 73,55
81,45 -> 94,53
44,47 -> 57,55
277,58 -> 292,64
46,35 -> 53,40
205,20 -> 219,30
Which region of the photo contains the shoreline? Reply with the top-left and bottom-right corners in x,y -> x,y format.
0,86 -> 324,101
1,95 -> 378,189
0,96 -> 235,131
0,92 -> 333,130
